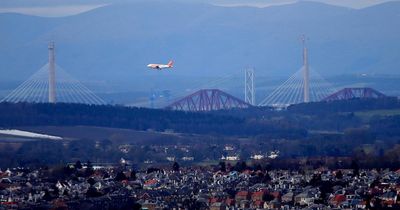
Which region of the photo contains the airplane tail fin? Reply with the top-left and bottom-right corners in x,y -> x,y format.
167,60 -> 174,67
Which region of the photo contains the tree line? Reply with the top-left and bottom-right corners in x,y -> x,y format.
0,102 -> 305,138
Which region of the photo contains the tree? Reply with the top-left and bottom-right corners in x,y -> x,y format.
146,167 -> 161,174
309,174 -> 322,186
85,160 -> 94,177
87,177 -> 96,186
254,164 -> 262,171
263,172 -> 272,183
132,203 -> 142,210
335,170 -> 343,179
115,171 -> 127,181
219,162 -> 226,172
233,161 -> 248,172
172,162 -> 180,172
86,186 -> 102,197
74,160 -> 82,169
42,190 -> 53,201
351,159 -> 360,177
130,169 -> 137,181
240,161 -> 248,171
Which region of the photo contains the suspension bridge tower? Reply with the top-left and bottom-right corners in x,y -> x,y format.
245,68 -> 255,105
302,35 -> 310,103
48,42 -> 56,103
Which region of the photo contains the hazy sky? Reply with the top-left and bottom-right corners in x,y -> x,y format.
0,0 -> 398,17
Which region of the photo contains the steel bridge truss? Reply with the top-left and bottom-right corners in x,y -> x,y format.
166,89 -> 251,111
323,87 -> 386,101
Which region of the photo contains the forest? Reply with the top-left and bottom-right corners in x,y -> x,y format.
0,102 -> 305,138
0,98 -> 400,168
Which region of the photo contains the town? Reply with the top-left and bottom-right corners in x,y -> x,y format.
1,0 -> 400,209
0,161 -> 399,210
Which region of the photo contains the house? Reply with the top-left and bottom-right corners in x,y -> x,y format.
141,200 -> 157,210
381,190 -> 397,202
210,202 -> 226,210
251,190 -> 266,202
181,157 -> 194,161
282,192 -> 294,203
221,155 -> 240,161
225,198 -> 235,207
295,191 -> 316,206
143,179 -> 159,190
235,191 -> 250,203
251,154 -> 264,160
166,157 -> 175,162
252,200 -> 264,209
239,199 -> 250,209
264,198 -> 281,209
224,145 -> 234,151
270,191 -> 281,200
330,194 -> 346,207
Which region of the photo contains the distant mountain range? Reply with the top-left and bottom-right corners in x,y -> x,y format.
1,1 -> 399,84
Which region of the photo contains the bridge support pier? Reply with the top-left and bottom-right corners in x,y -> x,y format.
48,42 -> 56,103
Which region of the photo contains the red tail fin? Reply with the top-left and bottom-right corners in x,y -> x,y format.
167,60 -> 174,67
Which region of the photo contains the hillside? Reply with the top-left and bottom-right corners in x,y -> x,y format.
0,102 -> 306,138
1,98 -> 400,168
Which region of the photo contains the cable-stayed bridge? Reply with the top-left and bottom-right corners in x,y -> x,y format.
258,36 -> 336,108
1,43 -> 105,105
157,36 -> 337,111
123,37 -> 339,111
1,38 -> 356,111
257,66 -> 336,107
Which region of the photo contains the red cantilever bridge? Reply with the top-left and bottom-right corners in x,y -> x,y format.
323,87 -> 386,101
165,87 -> 387,112
165,89 -> 251,112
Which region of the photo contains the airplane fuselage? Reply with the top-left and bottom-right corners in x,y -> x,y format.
147,60 -> 173,70
147,64 -> 171,69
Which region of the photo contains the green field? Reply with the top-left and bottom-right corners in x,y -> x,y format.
355,109 -> 400,121
17,126 -> 184,143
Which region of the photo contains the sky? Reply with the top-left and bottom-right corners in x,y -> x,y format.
0,0 -> 398,17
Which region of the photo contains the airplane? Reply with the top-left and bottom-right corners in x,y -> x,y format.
147,60 -> 174,70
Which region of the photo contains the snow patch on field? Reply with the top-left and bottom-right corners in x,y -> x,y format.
0,129 -> 63,140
